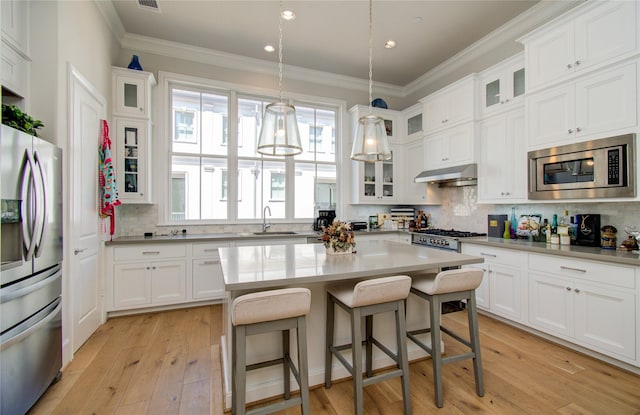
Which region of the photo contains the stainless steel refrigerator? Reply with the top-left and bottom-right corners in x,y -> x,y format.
1,124 -> 63,415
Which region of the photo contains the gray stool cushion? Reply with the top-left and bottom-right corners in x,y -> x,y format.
232,287 -> 311,326
327,275 -> 412,307
412,268 -> 483,295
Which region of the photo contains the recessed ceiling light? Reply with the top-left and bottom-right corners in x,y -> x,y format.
384,40 -> 396,49
264,45 -> 275,53
414,16 -> 423,23
281,10 -> 296,20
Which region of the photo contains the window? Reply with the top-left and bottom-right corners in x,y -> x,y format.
166,77 -> 340,223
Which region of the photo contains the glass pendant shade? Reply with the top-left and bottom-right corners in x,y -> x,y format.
351,114 -> 391,162
257,102 -> 302,156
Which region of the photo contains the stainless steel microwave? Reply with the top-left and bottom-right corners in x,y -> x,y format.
528,134 -> 636,200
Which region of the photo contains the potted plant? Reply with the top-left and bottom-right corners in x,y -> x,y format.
2,104 -> 44,136
321,220 -> 356,255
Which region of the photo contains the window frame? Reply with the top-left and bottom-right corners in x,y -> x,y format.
156,71 -> 346,226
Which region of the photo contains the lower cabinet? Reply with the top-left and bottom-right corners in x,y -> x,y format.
461,244 -> 526,322
528,254 -> 636,361
192,242 -> 228,300
114,260 -> 186,309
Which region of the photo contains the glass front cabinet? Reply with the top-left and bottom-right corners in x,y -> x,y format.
479,53 -> 525,116
112,67 -> 156,204
352,147 -> 398,204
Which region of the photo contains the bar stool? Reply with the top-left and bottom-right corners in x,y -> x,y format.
406,268 -> 484,408
325,275 -> 413,415
231,287 -> 311,415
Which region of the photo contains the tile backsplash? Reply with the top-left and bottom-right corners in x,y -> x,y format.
115,187 -> 639,238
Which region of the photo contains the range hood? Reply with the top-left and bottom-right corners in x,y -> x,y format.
414,163 -> 477,187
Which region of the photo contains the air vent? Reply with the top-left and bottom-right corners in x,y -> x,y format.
137,0 -> 160,12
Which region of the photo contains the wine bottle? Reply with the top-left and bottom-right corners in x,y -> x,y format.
551,214 -> 558,235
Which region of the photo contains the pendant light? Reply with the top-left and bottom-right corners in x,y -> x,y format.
257,2 -> 302,157
350,0 -> 391,162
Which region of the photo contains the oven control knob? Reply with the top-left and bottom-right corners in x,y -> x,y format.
444,241 -> 450,246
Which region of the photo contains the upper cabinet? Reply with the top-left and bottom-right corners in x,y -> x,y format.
478,53 -> 525,117
404,138 -> 440,205
521,1 -> 639,92
112,67 -> 156,119
349,105 -> 401,143
402,103 -> 423,142
527,61 -> 637,149
420,75 -> 477,134
423,121 -> 476,171
112,67 -> 156,204
1,0 -> 30,98
351,145 -> 400,204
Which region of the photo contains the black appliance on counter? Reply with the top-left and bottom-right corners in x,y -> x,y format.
349,221 -> 368,231
574,214 -> 601,246
313,210 -> 336,231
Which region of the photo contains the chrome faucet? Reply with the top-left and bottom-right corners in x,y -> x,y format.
263,205 -> 272,232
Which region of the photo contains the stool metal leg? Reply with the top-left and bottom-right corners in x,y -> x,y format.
351,307 -> 364,415
325,293 -> 335,388
234,325 -> 247,415
467,292 -> 484,397
429,295 -> 444,408
396,300 -> 413,415
232,325 -> 237,415
365,315 -> 373,377
297,315 -> 311,415
283,329 -> 291,400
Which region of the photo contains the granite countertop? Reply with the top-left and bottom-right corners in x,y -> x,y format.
105,228 -> 406,245
461,237 -> 640,267
219,239 -> 483,291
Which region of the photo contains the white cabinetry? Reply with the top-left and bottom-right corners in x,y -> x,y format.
479,53 -> 525,117
423,122 -> 475,170
1,0 -> 29,98
192,242 -> 228,300
528,253 -> 636,361
112,67 -> 156,204
527,62 -> 637,149
421,75 -> 476,134
112,244 -> 187,310
349,105 -> 400,143
461,245 -> 526,322
352,145 -> 400,204
522,1 -> 639,91
477,108 -> 526,202
404,139 -> 440,205
402,103 -> 423,142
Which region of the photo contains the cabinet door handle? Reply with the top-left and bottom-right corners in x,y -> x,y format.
576,127 -> 581,133
566,286 -> 572,291
143,251 -> 160,255
146,266 -> 150,270
567,63 -> 573,69
203,248 -> 217,252
574,288 -> 581,293
568,129 -> 574,134
560,265 -> 587,273
480,253 -> 497,257
201,260 -> 220,265
575,60 -> 581,66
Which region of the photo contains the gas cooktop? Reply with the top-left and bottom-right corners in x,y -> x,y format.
413,228 -> 487,238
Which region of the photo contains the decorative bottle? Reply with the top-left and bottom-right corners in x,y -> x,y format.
503,221 -> 511,239
510,207 -> 517,239
551,214 -> 558,235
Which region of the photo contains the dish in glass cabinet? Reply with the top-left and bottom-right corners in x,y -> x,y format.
371,98 -> 388,109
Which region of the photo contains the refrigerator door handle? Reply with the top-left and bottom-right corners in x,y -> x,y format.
33,151 -> 48,258
20,149 -> 37,261
0,265 -> 62,303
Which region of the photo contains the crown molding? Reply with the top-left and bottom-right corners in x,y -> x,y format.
94,0 -> 125,42
120,33 -> 404,99
402,0 -> 581,96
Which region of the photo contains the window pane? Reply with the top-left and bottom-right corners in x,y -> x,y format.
201,157 -> 228,219
237,159 -> 261,219
171,173 -> 186,221
295,163 -> 336,218
263,160 -> 286,218
172,89 -> 201,154
238,97 -> 269,157
171,155 -> 200,219
201,93 -> 228,156
295,106 -> 336,163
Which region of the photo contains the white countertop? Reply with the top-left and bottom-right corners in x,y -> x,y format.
219,239 -> 484,291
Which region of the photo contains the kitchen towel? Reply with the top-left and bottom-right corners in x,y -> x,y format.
99,120 -> 121,240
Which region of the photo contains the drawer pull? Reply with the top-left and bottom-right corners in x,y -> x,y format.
201,260 -> 219,265
560,265 -> 586,273
203,249 -> 217,252
566,286 -> 572,291
480,253 -> 497,258
142,251 -> 160,255
574,288 -> 580,293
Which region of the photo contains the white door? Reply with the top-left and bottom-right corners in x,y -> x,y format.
69,66 -> 105,352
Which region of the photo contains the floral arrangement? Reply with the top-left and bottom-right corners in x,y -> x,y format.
321,220 -> 356,252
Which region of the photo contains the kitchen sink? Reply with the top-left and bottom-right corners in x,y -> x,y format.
252,231 -> 297,235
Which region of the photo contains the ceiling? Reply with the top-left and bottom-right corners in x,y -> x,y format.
110,0 -> 542,86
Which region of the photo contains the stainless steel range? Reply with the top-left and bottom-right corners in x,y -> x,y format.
411,229 -> 487,252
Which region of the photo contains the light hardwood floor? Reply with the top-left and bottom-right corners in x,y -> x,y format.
28,305 -> 640,415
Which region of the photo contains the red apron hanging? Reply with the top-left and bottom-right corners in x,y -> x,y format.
99,120 -> 121,239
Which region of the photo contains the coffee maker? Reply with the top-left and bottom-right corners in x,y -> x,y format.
574,214 -> 601,247
314,210 -> 336,231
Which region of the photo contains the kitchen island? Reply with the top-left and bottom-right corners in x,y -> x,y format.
218,239 -> 484,408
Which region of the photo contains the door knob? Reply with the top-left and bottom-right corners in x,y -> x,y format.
74,248 -> 87,255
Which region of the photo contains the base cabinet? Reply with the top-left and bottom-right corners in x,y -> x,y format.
192,242 -> 228,300
113,260 -> 186,309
